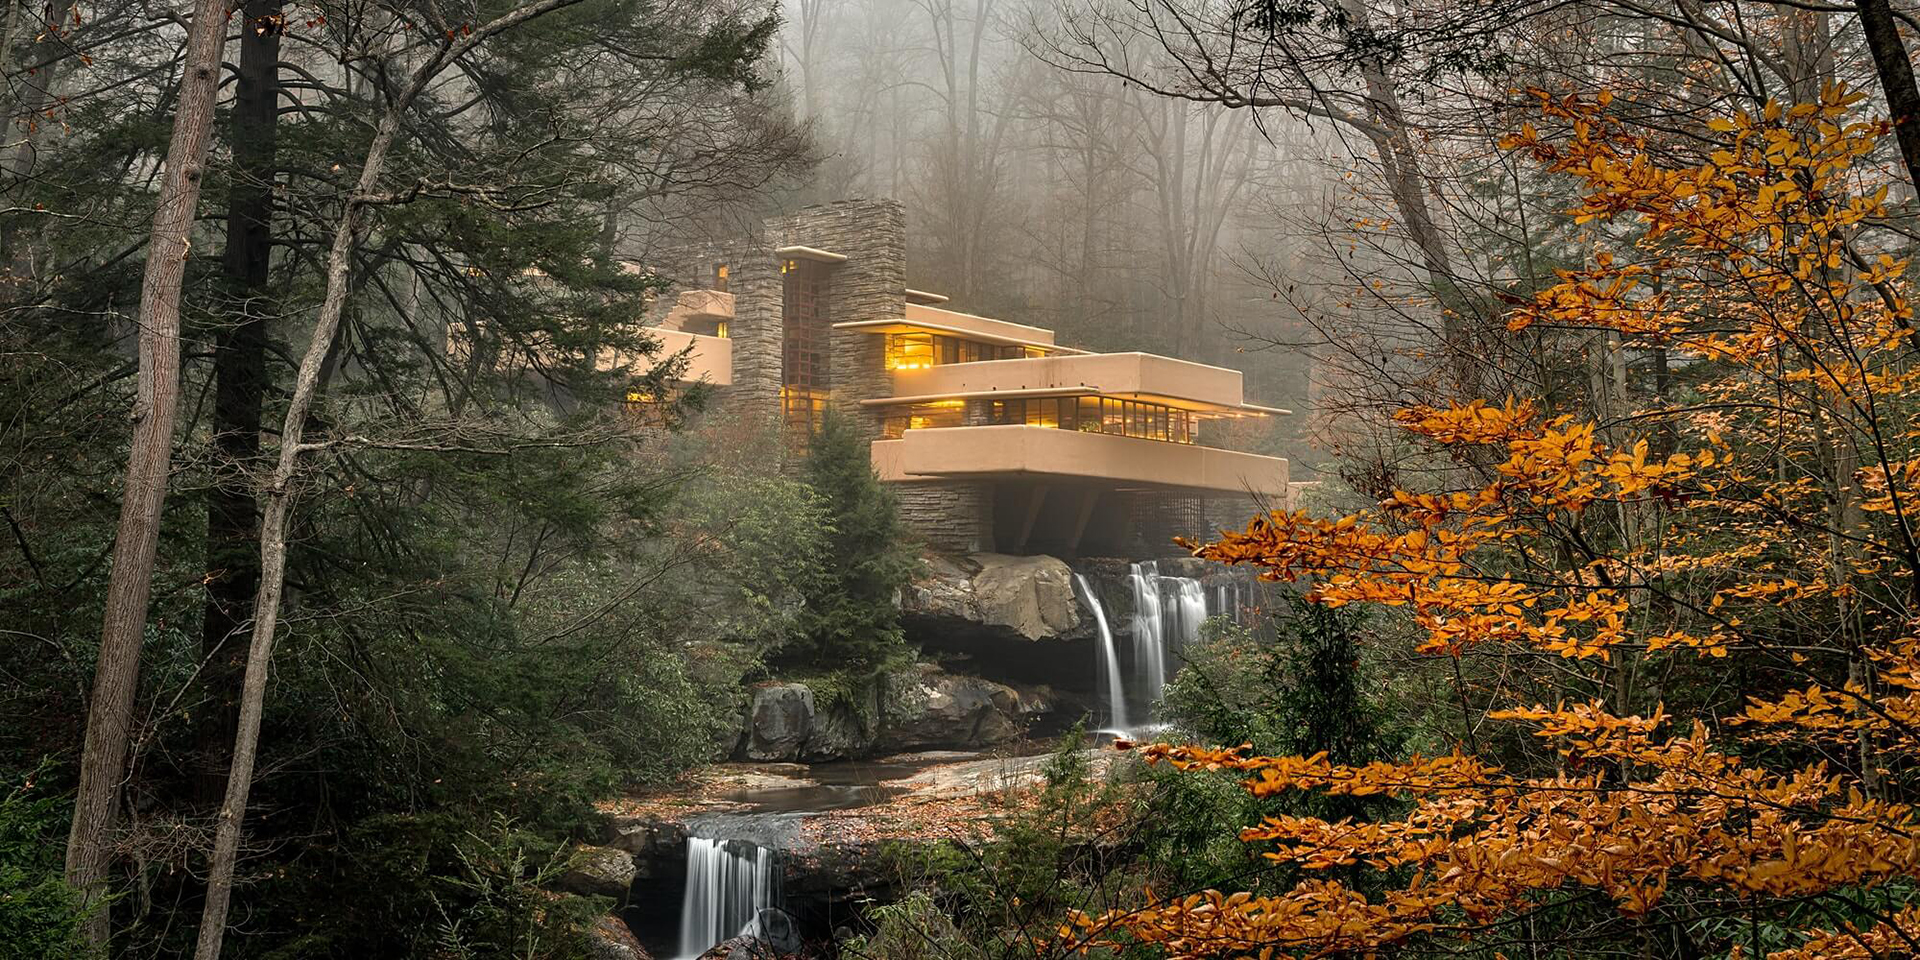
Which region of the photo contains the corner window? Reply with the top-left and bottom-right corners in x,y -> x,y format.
886,333 -> 935,370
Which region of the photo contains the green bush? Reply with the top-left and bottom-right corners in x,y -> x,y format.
256,814 -> 602,960
1151,595 -> 1411,889
1163,594 -> 1405,772
0,763 -> 95,959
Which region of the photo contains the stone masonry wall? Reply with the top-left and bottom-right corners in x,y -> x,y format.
768,199 -> 907,441
895,480 -> 994,553
645,231 -> 781,424
655,201 -> 998,552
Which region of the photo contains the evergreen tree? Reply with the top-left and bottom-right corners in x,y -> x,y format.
793,410 -> 919,670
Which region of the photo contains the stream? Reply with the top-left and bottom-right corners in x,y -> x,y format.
647,748 -> 1057,958
640,564 -> 1257,958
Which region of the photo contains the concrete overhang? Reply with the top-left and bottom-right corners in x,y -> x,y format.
905,288 -> 950,305
861,386 -> 1099,406
871,425 -> 1289,497
774,244 -> 848,263
889,352 -> 1279,417
904,304 -> 1056,344
656,289 -> 733,331
834,319 -> 1089,355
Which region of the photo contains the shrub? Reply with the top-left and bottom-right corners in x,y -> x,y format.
0,762 -> 96,959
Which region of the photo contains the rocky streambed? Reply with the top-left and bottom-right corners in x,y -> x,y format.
575,552 -> 1256,958
587,746 -> 1118,958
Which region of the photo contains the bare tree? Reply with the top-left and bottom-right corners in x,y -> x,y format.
1129,92 -> 1255,358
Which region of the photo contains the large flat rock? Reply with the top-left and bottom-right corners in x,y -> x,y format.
901,553 -> 1087,643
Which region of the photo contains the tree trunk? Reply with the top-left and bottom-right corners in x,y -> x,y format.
0,8 -> 63,287
1339,0 -> 1476,395
199,0 -> 282,806
193,10 -> 583,955
1857,0 -> 1920,194
64,0 -> 231,944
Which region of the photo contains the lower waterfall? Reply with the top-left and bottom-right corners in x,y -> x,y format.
676,834 -> 780,959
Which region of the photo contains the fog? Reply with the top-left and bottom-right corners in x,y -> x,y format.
753,0 -> 1354,471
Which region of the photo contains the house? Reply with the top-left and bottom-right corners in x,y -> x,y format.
642,199 -> 1290,557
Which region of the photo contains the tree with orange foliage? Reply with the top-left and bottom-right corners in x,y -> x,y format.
1068,86 -> 1920,959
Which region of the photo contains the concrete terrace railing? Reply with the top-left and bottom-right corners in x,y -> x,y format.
888,351 -> 1258,413
871,424 -> 1288,497
658,289 -> 734,331
644,328 -> 732,385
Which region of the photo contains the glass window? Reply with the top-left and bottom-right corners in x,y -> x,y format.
885,402 -> 964,437
888,333 -> 935,370
1076,396 -> 1100,430
887,333 -> 1039,367
964,394 -> 1201,442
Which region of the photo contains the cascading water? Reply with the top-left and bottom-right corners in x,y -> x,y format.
1172,579 -> 1207,650
1111,562 -> 1255,732
676,834 -> 780,959
1214,580 -> 1246,624
1130,561 -> 1170,707
1074,573 -> 1129,733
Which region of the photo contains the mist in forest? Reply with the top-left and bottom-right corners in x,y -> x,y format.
742,0 -> 1350,473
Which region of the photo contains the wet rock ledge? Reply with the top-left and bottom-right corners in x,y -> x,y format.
735,664 -> 1060,762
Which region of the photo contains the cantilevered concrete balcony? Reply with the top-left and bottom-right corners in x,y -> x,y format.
884,352 -> 1285,417
657,289 -> 734,335
871,424 -> 1288,497
639,328 -> 732,385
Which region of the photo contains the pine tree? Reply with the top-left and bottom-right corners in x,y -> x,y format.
794,410 -> 918,670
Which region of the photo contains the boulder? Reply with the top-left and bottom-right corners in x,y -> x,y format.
557,845 -> 636,900
971,554 -> 1081,640
743,907 -> 804,953
902,553 -> 1084,643
904,553 -> 979,622
603,817 -> 687,878
802,683 -> 878,762
697,908 -> 805,960
587,915 -> 652,960
879,665 -> 1033,752
698,939 -> 795,960
744,684 -> 815,761
739,667 -> 1052,760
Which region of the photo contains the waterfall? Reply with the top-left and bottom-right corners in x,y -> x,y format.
676,835 -> 780,959
1075,573 -> 1129,733
1215,580 -> 1247,624
1095,562 -> 1253,736
1172,579 -> 1206,649
1130,561 -> 1169,707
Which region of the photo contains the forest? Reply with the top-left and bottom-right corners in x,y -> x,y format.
8,0 -> 1920,958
